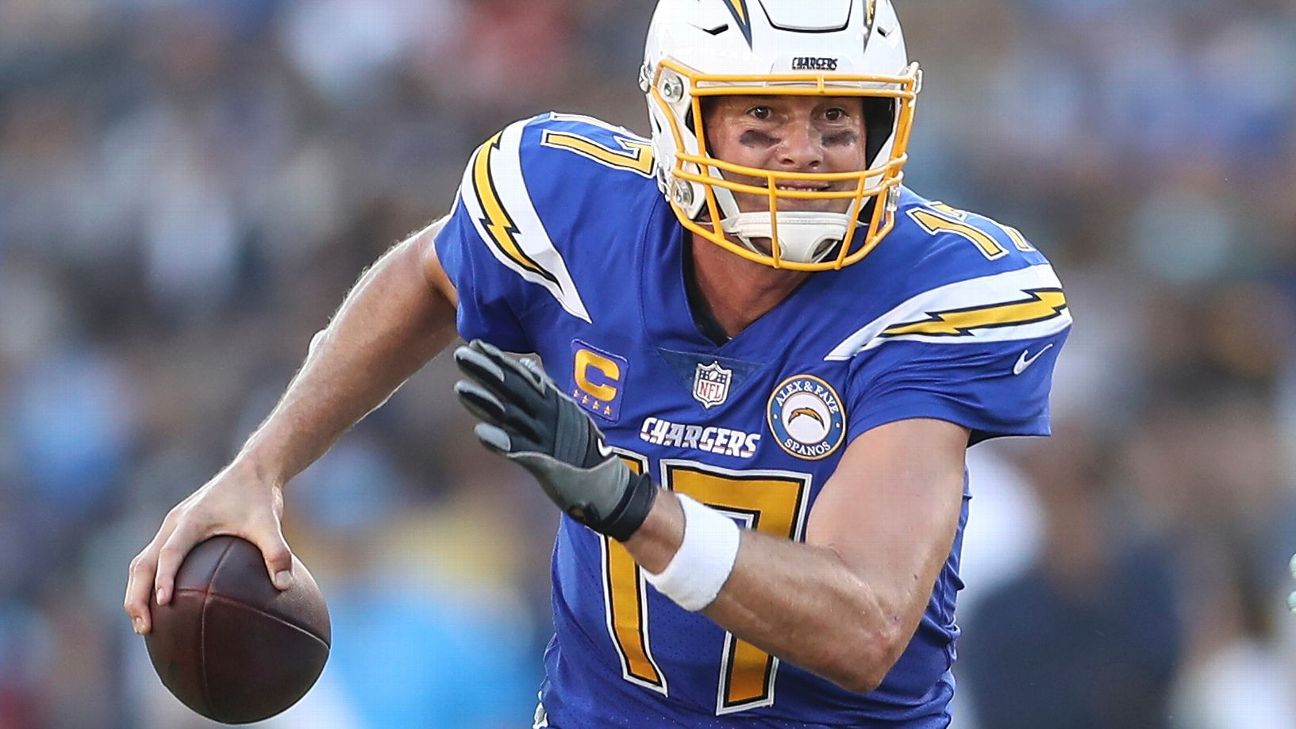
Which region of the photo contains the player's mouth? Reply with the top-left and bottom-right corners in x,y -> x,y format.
717,171 -> 852,214
768,181 -> 847,213
721,170 -> 838,192
775,182 -> 832,192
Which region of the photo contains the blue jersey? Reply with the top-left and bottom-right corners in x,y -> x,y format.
435,113 -> 1071,728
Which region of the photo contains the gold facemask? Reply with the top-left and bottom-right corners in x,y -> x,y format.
649,58 -> 921,271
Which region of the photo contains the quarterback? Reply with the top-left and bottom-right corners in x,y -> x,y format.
126,0 -> 1072,726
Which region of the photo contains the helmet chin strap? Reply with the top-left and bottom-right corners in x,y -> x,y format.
704,167 -> 858,266
721,211 -> 850,265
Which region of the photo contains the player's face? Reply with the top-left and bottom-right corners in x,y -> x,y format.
703,95 -> 869,217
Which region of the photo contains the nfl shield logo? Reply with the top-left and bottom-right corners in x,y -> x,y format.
692,361 -> 732,409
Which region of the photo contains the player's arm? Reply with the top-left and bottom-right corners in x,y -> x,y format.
238,219 -> 459,484
453,340 -> 965,692
125,217 -> 459,634
630,419 -> 967,692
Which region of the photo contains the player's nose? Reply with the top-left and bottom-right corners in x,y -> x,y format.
776,122 -> 824,171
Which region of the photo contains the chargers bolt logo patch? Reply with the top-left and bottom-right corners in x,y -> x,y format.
767,375 -> 846,460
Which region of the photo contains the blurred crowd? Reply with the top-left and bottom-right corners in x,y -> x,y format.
0,0 -> 1292,727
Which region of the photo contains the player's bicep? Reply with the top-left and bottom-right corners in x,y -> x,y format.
805,418 -> 967,627
415,214 -> 459,309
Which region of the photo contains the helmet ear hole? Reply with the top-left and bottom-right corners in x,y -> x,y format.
862,98 -> 895,168
684,103 -> 701,135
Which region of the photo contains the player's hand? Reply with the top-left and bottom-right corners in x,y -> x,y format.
454,339 -> 657,541
124,463 -> 293,635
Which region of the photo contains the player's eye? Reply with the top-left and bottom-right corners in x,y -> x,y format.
747,106 -> 773,121
824,107 -> 849,122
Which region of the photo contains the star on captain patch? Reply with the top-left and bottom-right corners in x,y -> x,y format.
692,361 -> 733,409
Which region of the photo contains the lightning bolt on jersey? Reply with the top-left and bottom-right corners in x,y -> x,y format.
434,112 -> 1071,728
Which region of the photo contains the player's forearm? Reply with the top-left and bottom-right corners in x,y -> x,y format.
238,232 -> 457,486
709,530 -> 920,692
626,492 -> 920,693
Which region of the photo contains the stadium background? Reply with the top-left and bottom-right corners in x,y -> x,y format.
0,0 -> 1293,726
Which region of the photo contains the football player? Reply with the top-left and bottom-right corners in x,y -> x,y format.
127,1 -> 1072,725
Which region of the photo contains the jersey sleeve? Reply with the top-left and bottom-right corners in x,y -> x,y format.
842,263 -> 1072,445
435,194 -> 530,351
434,114 -> 600,352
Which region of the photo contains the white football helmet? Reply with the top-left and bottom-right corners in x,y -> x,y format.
642,0 -> 921,270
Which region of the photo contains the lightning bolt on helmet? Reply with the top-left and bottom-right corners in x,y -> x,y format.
642,0 -> 921,270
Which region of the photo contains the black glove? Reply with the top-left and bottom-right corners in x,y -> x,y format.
453,339 -> 657,541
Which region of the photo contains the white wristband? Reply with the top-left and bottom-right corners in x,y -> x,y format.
644,495 -> 741,611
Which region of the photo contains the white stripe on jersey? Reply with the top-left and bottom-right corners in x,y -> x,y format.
459,117 -> 593,323
825,264 -> 1072,360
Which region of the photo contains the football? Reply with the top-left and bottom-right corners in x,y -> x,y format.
144,536 -> 331,724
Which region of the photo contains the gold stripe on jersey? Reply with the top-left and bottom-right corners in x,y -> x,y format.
881,288 -> 1068,338
471,132 -> 558,285
1003,224 -> 1035,252
825,265 -> 1071,360
601,452 -> 667,693
541,131 -> 655,178
663,461 -> 811,714
907,208 -> 1008,261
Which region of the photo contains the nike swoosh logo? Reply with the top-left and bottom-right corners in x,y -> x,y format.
596,437 -> 614,459
1013,344 -> 1054,375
